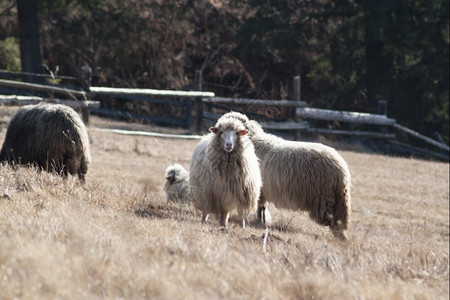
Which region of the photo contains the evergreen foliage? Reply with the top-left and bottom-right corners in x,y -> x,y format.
0,0 -> 448,142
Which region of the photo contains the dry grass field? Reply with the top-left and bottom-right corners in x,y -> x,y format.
0,111 -> 448,299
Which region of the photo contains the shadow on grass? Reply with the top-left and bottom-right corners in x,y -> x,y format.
244,231 -> 290,244
268,216 -> 303,234
134,202 -> 201,222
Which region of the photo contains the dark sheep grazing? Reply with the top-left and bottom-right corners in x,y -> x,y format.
0,103 -> 91,182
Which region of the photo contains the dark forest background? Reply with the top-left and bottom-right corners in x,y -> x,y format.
0,0 -> 448,142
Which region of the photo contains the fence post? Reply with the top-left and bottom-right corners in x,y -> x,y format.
183,96 -> 193,130
378,99 -> 388,151
293,75 -> 301,140
195,70 -> 204,132
378,99 -> 387,116
183,83 -> 193,130
80,65 -> 92,124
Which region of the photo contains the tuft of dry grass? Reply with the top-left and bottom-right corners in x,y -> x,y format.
0,114 -> 448,299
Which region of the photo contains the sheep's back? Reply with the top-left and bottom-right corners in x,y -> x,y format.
253,135 -> 350,211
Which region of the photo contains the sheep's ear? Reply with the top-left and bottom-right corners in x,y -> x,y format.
240,129 -> 249,136
209,127 -> 219,134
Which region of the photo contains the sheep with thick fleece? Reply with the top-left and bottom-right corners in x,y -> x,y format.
220,112 -> 351,240
164,163 -> 190,203
0,103 -> 90,182
189,117 -> 262,228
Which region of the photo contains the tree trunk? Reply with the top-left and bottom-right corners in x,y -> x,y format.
17,0 -> 43,83
362,1 -> 384,109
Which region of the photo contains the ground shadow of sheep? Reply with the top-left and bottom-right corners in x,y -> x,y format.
134,202 -> 201,222
242,231 -> 290,244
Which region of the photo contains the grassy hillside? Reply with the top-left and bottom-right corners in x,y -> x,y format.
0,114 -> 448,299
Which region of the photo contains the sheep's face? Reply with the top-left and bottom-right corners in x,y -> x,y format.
209,126 -> 249,152
165,170 -> 176,184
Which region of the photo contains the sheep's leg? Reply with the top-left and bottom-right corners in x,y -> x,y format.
237,208 -> 246,228
202,213 -> 209,223
78,172 -> 85,183
219,211 -> 230,228
328,208 -> 348,240
78,156 -> 88,183
62,167 -> 69,180
257,206 -> 266,224
330,213 -> 348,241
257,195 -> 267,224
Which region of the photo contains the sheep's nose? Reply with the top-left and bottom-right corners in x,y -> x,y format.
225,143 -> 233,152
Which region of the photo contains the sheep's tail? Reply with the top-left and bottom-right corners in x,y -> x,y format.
331,178 -> 351,240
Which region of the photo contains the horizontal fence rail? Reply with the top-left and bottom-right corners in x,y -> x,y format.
259,121 -> 309,131
0,78 -> 86,99
202,111 -> 310,131
296,107 -> 396,126
89,86 -> 214,98
0,95 -> 100,108
203,97 -> 307,107
392,123 -> 450,152
91,128 -> 203,140
305,128 -> 396,139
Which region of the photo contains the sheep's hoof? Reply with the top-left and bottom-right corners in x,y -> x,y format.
201,214 -> 209,223
240,219 -> 246,228
219,227 -> 229,234
332,230 -> 348,241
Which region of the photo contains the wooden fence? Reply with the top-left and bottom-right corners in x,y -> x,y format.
200,95 -> 449,160
196,76 -> 448,161
0,69 -> 448,161
0,69 -> 213,128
